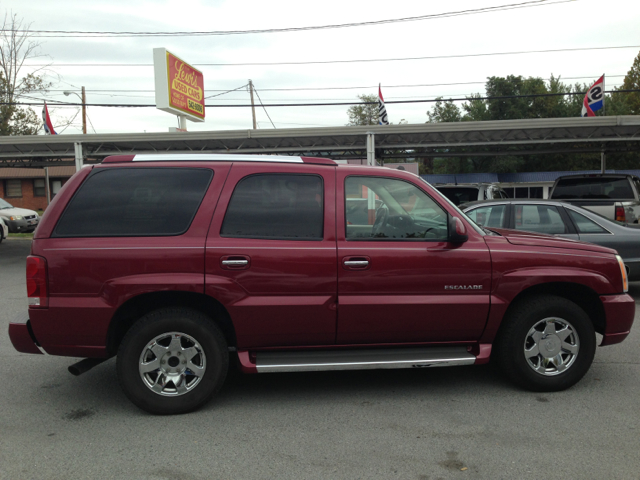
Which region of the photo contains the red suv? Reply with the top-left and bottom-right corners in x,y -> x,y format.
9,154 -> 635,414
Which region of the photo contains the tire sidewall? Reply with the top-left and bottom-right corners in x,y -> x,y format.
117,309 -> 228,415
498,296 -> 596,392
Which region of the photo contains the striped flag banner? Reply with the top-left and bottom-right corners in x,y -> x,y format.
581,75 -> 605,117
42,102 -> 57,134
378,84 -> 389,125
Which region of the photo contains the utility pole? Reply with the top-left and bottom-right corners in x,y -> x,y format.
249,80 -> 257,129
81,86 -> 87,134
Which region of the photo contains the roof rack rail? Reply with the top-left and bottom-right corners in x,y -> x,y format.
102,154 -> 336,166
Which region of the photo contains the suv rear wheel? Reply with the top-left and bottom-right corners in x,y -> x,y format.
117,308 -> 228,414
496,295 -> 596,392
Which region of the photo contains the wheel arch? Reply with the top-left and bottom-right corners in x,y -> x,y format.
106,291 -> 236,356
501,282 -> 606,336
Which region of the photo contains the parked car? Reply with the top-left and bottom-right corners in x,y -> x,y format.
0,198 -> 40,233
462,199 -> 640,280
435,183 -> 509,206
549,173 -> 640,223
0,217 -> 7,243
9,154 -> 634,415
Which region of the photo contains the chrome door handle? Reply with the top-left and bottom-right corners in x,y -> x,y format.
221,260 -> 249,266
344,260 -> 369,267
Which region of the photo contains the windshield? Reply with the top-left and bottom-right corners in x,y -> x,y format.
0,198 -> 14,209
421,178 -> 484,236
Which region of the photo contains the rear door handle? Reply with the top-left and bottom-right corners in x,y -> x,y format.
344,260 -> 369,267
220,255 -> 251,270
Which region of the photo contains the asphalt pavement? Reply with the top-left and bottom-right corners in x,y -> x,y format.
1,238 -> 639,480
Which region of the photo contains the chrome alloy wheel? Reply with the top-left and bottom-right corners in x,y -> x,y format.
524,318 -> 580,376
138,332 -> 206,396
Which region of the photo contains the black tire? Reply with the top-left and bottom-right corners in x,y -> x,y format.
117,308 -> 228,415
495,295 -> 596,392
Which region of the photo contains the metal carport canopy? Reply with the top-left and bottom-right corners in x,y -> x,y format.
0,115 -> 639,167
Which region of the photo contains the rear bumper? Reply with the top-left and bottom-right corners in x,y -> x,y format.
600,293 -> 635,346
8,312 -> 43,355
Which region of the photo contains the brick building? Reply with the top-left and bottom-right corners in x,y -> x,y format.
0,166 -> 75,211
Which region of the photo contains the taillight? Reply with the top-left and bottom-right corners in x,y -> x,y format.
615,206 -> 626,222
26,255 -> 48,307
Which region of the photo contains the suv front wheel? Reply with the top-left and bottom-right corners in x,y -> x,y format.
496,295 -> 596,392
117,308 -> 228,415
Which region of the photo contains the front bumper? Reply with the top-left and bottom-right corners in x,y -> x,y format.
5,218 -> 30,233
600,293 -> 636,346
8,312 -> 43,355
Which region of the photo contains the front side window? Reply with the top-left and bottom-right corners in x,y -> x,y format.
514,204 -> 566,235
221,174 -> 323,240
466,205 -> 506,228
345,176 -> 447,241
54,168 -> 213,237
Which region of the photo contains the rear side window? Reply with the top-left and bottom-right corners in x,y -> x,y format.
514,204 -> 566,234
552,178 -> 634,199
567,210 -> 608,234
221,174 -> 323,240
54,168 -> 213,237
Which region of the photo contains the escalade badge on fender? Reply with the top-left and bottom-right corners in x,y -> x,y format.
445,285 -> 483,290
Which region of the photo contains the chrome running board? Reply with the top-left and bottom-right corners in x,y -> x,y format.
254,347 -> 476,373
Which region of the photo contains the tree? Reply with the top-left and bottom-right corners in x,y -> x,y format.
346,94 -> 379,126
427,97 -> 462,123
618,50 -> 640,114
0,12 -> 51,135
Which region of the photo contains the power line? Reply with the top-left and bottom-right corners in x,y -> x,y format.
21,1 -> 570,38
36,75 -> 628,94
252,86 -> 276,128
25,45 -> 640,68
7,89 -> 640,109
27,73 -> 626,98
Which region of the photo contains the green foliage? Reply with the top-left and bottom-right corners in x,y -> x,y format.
427,97 -> 462,123
346,94 -> 379,126
618,50 -> 640,114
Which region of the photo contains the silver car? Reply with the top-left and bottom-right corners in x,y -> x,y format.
462,199 -> 640,281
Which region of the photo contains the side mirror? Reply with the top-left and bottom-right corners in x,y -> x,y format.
448,216 -> 468,243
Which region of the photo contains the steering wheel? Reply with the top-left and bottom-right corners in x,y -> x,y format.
371,206 -> 388,236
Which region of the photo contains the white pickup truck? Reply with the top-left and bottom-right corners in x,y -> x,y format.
549,174 -> 640,223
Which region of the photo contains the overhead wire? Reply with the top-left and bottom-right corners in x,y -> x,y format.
24,45 -> 640,67
252,85 -> 277,128
6,89 -> 640,109
20,1 -> 571,38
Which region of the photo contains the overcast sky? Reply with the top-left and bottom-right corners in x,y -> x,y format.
4,0 -> 640,134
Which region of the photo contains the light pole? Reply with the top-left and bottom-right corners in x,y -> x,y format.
63,86 -> 87,134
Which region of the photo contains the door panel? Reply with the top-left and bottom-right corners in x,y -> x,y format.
336,173 -> 492,344
205,164 -> 337,348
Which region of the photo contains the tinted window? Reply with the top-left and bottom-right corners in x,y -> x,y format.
514,204 -> 566,235
346,176 -> 447,240
221,174 -> 323,240
436,187 -> 479,206
552,177 -> 634,199
567,210 -> 608,234
467,205 -> 506,228
54,168 -> 212,237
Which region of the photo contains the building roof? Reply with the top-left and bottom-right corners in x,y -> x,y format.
422,169 -> 640,185
0,166 -> 76,179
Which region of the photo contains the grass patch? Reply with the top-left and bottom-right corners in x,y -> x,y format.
8,232 -> 34,239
